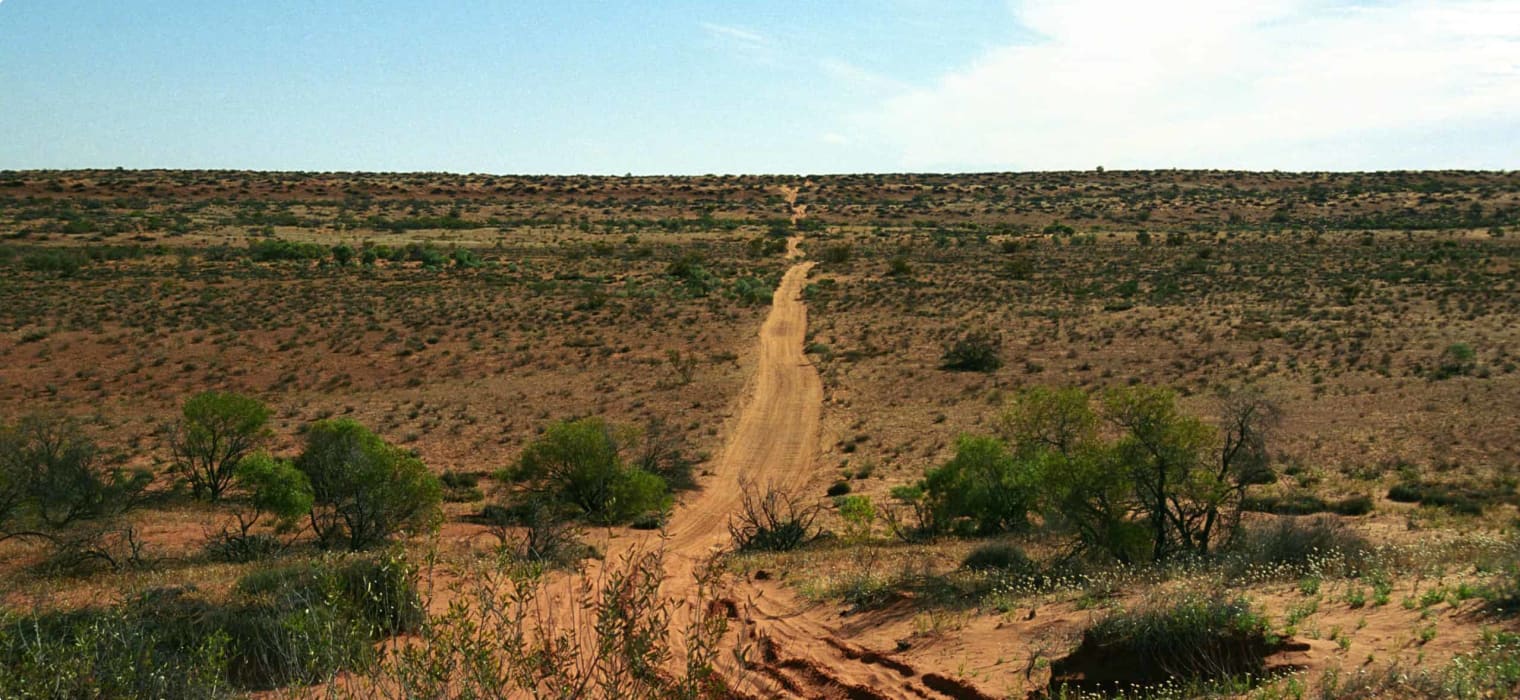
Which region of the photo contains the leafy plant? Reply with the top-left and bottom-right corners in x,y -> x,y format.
507,417 -> 671,525
167,391 -> 272,501
295,419 -> 442,550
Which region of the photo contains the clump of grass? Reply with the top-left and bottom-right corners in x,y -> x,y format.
0,551 -> 422,696
961,541 -> 1038,577
1049,594 -> 1283,693
1223,515 -> 1371,577
1315,630 -> 1520,698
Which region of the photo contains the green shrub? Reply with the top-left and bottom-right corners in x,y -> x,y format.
167,391 -> 272,501
941,328 -> 1003,373
509,418 -> 671,525
1224,516 -> 1370,573
0,414 -> 151,532
820,243 -> 852,264
921,435 -> 1033,535
835,494 -> 875,539
1242,492 -> 1374,516
961,542 -> 1037,576
1052,595 -> 1276,691
20,249 -> 88,275
730,276 -> 774,306
295,419 -> 442,550
1387,480 -> 1492,514
1435,342 -> 1477,379
0,553 -> 421,696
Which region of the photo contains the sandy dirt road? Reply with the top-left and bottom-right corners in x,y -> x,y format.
662,237 -> 996,700
663,242 -> 821,560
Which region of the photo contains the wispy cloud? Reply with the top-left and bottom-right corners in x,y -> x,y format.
700,22 -> 766,47
856,0 -> 1520,170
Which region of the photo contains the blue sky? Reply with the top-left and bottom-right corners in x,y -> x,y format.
1,1 -> 1516,174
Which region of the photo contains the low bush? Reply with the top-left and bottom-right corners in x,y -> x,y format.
296,419 -> 442,550
1224,516 -> 1371,574
507,417 -> 671,525
921,435 -> 1033,535
1049,595 -> 1282,693
941,328 -> 1003,373
729,482 -> 819,552
961,541 -> 1037,577
1242,492 -> 1373,516
1387,480 -> 1494,515
0,552 -> 421,696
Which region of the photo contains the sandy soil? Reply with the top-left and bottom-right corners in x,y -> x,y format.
656,235 -> 999,698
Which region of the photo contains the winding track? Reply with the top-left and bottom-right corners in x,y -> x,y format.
667,236 -> 990,700
664,237 -> 820,557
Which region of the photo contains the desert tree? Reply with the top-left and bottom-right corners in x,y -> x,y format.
207,452 -> 314,561
295,419 -> 442,550
1103,386 -> 1231,560
507,417 -> 671,525
168,390 -> 272,501
1197,387 -> 1282,550
0,414 -> 153,571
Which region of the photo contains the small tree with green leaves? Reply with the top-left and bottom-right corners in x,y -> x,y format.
209,452 -> 314,561
508,418 -> 671,525
921,435 -> 1035,535
295,419 -> 442,550
168,391 -> 272,501
0,414 -> 153,572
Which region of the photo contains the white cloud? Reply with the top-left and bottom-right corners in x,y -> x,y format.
858,0 -> 1520,170
700,22 -> 766,47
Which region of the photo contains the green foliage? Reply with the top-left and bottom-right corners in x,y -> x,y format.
1056,595 -> 1275,691
1387,479 -> 1493,515
820,243 -> 852,264
835,494 -> 875,539
925,386 -> 1280,563
330,243 -> 355,266
1435,342 -> 1478,379
941,327 -> 1003,373
922,435 -> 1033,535
510,418 -> 671,525
209,453 -> 313,562
999,386 -> 1097,457
1104,386 -> 1226,560
0,552 -> 420,697
745,235 -> 787,257
1224,516 -> 1370,573
1241,492 -> 1374,516
169,391 -> 272,501
666,254 -> 717,295
730,276 -> 774,306
248,238 -> 326,262
235,453 -> 314,525
20,249 -> 88,275
450,247 -> 483,268
0,414 -> 151,531
295,419 -> 442,550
